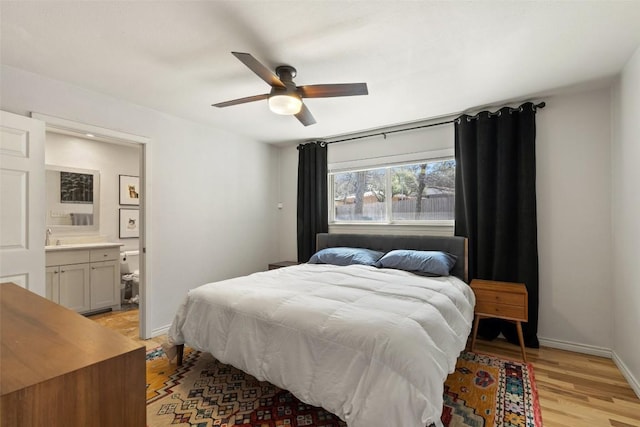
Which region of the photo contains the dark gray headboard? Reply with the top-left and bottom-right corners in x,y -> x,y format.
316,233 -> 468,282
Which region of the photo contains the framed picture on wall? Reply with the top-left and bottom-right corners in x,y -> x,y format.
119,208 -> 139,238
60,171 -> 94,204
119,175 -> 140,205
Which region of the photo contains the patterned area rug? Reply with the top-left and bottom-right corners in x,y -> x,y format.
146,348 -> 542,427
442,352 -> 542,427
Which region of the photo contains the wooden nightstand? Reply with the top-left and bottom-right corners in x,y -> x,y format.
470,279 -> 528,362
268,261 -> 300,270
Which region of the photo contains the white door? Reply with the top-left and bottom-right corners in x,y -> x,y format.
0,111 -> 46,295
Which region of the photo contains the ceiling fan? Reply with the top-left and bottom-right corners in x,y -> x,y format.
212,52 -> 368,126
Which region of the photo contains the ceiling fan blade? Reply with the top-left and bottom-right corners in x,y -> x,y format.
295,103 -> 316,126
212,93 -> 269,108
298,83 -> 368,98
232,52 -> 286,89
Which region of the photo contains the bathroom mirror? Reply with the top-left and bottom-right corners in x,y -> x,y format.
46,165 -> 100,232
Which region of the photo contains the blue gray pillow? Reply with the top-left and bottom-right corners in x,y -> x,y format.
308,247 -> 385,266
376,249 -> 457,276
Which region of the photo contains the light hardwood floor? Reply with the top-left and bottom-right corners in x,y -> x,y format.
90,309 -> 640,426
473,339 -> 640,427
89,308 -> 165,350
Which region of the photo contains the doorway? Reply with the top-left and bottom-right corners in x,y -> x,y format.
34,113 -> 151,339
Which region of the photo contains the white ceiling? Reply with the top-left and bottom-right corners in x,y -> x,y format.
2,1 -> 640,145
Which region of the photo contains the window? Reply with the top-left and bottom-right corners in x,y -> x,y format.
333,168 -> 386,221
330,158 -> 455,224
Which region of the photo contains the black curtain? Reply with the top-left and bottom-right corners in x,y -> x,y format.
297,142 -> 328,262
455,102 -> 540,348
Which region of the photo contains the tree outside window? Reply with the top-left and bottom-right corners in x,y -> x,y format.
333,168 -> 385,221
331,159 -> 454,223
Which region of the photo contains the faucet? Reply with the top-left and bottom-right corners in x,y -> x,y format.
45,228 -> 52,246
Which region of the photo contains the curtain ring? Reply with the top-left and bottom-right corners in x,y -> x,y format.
382,133 -> 387,139
319,141 -> 327,147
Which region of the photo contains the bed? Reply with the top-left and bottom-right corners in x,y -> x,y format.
167,233 -> 475,427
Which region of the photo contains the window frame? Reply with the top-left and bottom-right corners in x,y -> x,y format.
328,149 -> 455,227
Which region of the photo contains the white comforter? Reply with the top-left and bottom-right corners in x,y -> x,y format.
167,263 -> 475,427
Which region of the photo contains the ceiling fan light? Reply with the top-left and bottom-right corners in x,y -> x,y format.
269,94 -> 302,115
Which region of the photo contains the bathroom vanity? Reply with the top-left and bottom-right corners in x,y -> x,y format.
45,243 -> 123,314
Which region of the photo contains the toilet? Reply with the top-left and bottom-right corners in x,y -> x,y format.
120,250 -> 140,303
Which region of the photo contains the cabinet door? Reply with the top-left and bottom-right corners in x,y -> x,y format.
59,264 -> 91,313
45,266 -> 60,303
90,260 -> 119,310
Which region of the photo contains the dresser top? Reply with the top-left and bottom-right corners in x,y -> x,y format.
0,282 -> 143,395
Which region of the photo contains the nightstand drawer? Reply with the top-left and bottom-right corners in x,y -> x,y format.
475,290 -> 525,307
475,301 -> 527,321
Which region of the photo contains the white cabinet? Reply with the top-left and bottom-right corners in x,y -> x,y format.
45,266 -> 60,304
90,260 -> 119,310
59,263 -> 91,312
45,245 -> 121,314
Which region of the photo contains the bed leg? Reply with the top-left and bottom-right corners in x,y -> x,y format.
176,344 -> 184,366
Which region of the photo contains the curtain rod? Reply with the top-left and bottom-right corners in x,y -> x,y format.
324,101 -> 546,146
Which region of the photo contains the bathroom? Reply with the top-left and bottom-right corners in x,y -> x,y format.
45,130 -> 142,312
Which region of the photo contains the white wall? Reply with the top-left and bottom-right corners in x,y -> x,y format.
536,88 -> 613,353
45,132 -> 140,250
612,46 -> 640,394
278,87 -> 616,355
1,65 -> 280,335
277,145 -> 299,262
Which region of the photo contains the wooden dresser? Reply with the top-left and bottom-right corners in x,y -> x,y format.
470,279 -> 529,361
1,282 -> 146,426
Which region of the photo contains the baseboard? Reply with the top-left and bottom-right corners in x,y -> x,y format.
538,336 -> 612,358
530,337 -> 640,399
612,351 -> 640,399
151,324 -> 171,338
